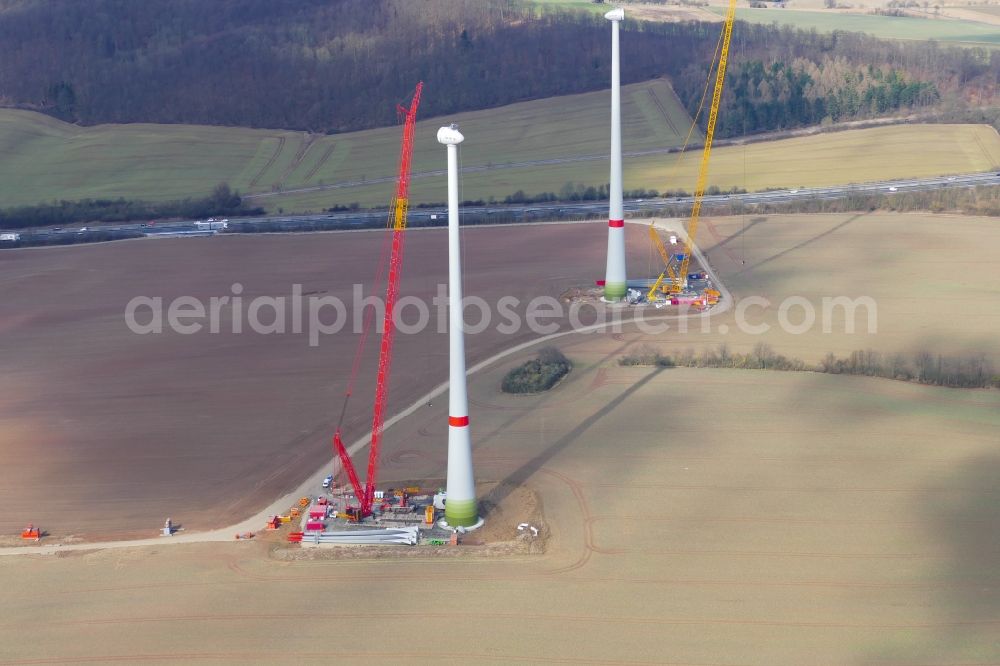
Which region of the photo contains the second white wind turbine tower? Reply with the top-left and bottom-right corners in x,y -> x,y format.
603,7 -> 627,302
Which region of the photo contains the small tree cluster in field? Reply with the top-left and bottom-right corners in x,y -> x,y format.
501,347 -> 572,394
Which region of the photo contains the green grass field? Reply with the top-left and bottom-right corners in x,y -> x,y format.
2,82 -> 999,214
0,79 -> 697,211
527,0 -> 1000,45
0,110 -> 303,205
268,123 -> 1000,211
525,0 -> 608,12
714,7 -> 1000,44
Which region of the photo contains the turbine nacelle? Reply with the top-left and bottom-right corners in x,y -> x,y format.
437,124 -> 464,146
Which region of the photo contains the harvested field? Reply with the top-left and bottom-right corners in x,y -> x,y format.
4,212 -> 998,540
2,211 -> 999,661
655,212 -> 1000,364
1,364 -> 996,663
0,223 -> 649,541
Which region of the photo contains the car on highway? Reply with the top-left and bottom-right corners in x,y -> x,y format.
887,186 -> 898,192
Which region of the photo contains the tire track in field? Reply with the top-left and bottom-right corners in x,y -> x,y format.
0,650 -> 738,665
702,218 -> 743,266
247,135 -> 286,190
587,482 -> 998,494
303,142 -> 336,182
972,128 -> 994,167
589,513 -> 989,527
562,575 -> 996,591
647,88 -> 680,135
31,468 -> 984,603
275,133 -> 317,189
12,611 -> 997,632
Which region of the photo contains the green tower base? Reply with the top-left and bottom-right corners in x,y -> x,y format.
443,498 -> 479,528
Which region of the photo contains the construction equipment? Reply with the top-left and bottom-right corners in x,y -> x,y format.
649,0 -> 736,298
332,82 -> 423,519
646,227 -> 681,300
21,524 -> 40,541
646,271 -> 666,301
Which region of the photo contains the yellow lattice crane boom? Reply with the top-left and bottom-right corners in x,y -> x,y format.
646,226 -> 680,301
671,0 -> 737,293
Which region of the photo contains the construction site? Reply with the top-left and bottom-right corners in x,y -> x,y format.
256,5 -> 732,550
5,1 -> 771,551
2,4 -> 998,663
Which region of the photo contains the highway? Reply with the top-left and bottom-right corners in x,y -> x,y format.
5,170 -> 1000,244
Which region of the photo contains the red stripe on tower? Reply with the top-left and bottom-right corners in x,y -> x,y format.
449,415 -> 470,427
608,219 -> 624,228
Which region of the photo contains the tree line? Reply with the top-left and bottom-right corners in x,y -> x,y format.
0,184 -> 260,229
620,343 -> 1000,389
0,0 -> 994,137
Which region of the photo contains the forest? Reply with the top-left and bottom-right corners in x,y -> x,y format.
0,0 -> 995,137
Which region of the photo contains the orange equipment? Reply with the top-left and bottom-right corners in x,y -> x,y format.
21,524 -> 40,541
298,497 -> 310,507
425,505 -> 435,525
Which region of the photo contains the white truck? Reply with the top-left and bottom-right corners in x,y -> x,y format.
194,219 -> 229,231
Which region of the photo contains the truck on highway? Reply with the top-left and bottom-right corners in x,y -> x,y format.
194,219 -> 229,231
